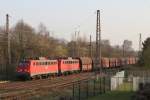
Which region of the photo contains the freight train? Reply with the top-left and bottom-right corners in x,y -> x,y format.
16,57 -> 138,79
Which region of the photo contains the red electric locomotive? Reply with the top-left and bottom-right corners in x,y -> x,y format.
58,58 -> 80,74
16,59 -> 58,79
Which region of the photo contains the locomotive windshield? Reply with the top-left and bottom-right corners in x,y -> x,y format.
18,61 -> 30,67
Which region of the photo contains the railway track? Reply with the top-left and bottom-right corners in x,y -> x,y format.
0,72 -> 93,90
0,72 -> 100,100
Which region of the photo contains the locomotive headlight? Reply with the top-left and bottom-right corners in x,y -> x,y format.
18,69 -> 22,72
24,69 -> 29,72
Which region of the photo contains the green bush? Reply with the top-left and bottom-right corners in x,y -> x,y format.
139,37 -> 150,68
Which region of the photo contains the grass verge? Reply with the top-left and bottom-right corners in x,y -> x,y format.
88,91 -> 134,100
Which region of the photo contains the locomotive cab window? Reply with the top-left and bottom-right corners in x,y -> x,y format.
18,61 -> 30,67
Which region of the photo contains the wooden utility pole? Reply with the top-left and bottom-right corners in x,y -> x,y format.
123,43 -> 125,57
89,35 -> 92,58
139,33 -> 142,57
73,31 -> 77,57
77,31 -> 80,57
6,14 -> 11,64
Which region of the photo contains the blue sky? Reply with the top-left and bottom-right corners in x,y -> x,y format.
0,0 -> 150,50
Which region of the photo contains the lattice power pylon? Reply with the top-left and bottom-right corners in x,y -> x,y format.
95,10 -> 102,71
